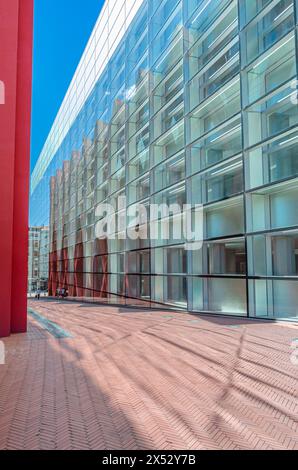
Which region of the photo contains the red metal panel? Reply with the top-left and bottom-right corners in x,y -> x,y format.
11,0 -> 34,333
0,0 -> 33,337
0,0 -> 20,337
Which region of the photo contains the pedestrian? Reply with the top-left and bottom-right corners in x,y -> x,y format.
36,288 -> 41,300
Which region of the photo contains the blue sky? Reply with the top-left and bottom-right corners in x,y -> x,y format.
30,0 -> 104,172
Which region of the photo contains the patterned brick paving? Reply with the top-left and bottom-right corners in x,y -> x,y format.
0,299 -> 297,450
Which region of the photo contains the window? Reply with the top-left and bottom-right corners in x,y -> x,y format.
126,275 -> 150,300
192,238 -> 246,275
188,1 -> 238,80
189,38 -> 239,105
188,115 -> 242,176
207,240 -> 246,275
191,155 -> 243,204
243,33 -> 296,106
241,0 -> 294,66
190,277 -> 247,314
249,278 -> 298,318
153,152 -> 185,193
247,181 -> 298,232
152,246 -> 187,274
152,275 -> 187,307
152,121 -> 184,165
127,250 -> 150,273
248,231 -> 298,276
244,82 -> 298,148
188,77 -> 241,143
128,175 -> 150,204
245,129 -> 298,190
127,149 -> 149,182
205,196 -> 244,238
240,0 -> 282,28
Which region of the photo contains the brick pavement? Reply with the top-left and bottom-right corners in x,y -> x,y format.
0,299 -> 297,450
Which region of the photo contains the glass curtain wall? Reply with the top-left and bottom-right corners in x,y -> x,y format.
30,0 -> 298,319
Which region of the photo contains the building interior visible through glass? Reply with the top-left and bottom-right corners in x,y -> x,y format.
30,0 -> 298,319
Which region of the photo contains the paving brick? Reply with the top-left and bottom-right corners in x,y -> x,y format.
0,299 -> 297,450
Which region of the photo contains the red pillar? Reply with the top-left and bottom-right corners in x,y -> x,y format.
0,0 -> 34,337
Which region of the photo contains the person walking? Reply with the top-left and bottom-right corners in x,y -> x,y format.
36,288 -> 41,300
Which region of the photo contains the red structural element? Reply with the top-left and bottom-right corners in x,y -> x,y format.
0,0 -> 34,337
48,251 -> 58,297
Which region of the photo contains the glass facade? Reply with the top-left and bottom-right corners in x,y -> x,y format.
30,0 -> 298,319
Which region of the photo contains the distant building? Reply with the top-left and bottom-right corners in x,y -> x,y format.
28,227 -> 49,293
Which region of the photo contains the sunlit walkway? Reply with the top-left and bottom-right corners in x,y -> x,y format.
0,300 -> 297,450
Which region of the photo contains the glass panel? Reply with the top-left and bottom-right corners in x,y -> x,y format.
188,1 -> 238,80
166,276 -> 187,306
127,79 -> 149,118
110,126 -> 125,157
151,33 -> 183,89
153,93 -> 184,140
188,115 -> 242,175
111,148 -> 125,175
128,125 -> 150,160
244,83 -> 298,148
127,175 -> 150,204
190,277 -> 247,314
192,238 -> 246,275
127,149 -> 149,182
152,275 -> 187,307
153,182 -> 186,207
205,196 -> 244,238
126,275 -> 150,299
206,277 -> 247,314
189,37 -> 239,105
152,62 -> 183,115
240,0 -> 282,28
243,33 -> 296,106
248,231 -> 298,276
152,246 -> 187,274
188,77 -> 240,143
152,121 -> 184,165
151,2 -> 182,64
153,152 -> 185,193
241,0 -> 294,66
245,129 -> 298,189
127,250 -> 150,274
186,0 -> 232,47
190,156 -> 243,206
190,277 -> 203,311
151,0 -> 180,41
128,101 -> 150,138
250,279 -> 298,319
126,8 -> 148,54
110,167 -> 125,194
207,239 -> 246,274
248,182 -> 298,232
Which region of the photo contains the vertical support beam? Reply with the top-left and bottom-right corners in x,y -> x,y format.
11,0 -> 34,333
0,0 -> 20,337
0,0 -> 33,337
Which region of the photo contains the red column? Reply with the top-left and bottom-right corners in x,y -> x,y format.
0,0 -> 33,337
11,0 -> 34,333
